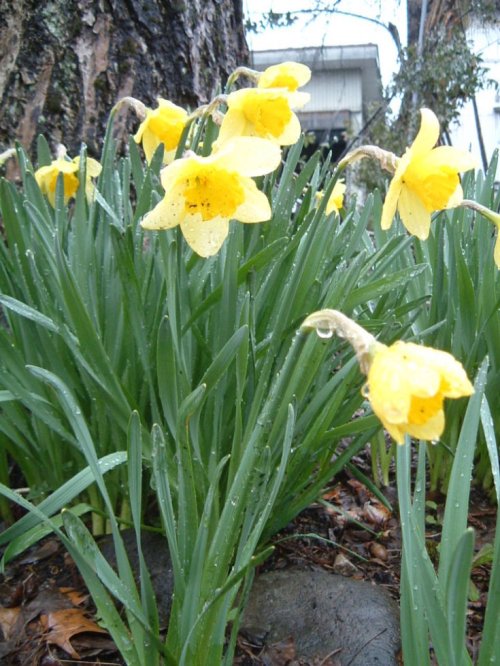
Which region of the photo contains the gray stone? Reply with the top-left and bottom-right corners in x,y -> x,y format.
241,566 -> 400,665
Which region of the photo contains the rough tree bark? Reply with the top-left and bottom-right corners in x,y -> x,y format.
0,0 -> 248,158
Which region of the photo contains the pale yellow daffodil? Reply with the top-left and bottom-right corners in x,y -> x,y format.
364,341 -> 473,444
216,87 -> 309,147
382,108 -> 477,239
258,61 -> 311,91
316,180 -> 346,215
35,156 -> 102,207
134,98 -> 189,164
301,309 -> 473,445
140,137 -> 281,257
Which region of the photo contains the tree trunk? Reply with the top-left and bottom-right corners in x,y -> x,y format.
0,0 -> 248,158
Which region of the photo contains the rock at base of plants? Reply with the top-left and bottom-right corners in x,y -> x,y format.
241,566 -> 400,665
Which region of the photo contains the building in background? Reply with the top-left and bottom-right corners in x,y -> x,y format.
450,19 -> 500,183
251,45 -> 383,161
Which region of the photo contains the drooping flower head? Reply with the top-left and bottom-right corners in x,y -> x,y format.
216,88 -> 309,147
301,309 -> 473,445
364,341 -> 473,444
140,137 -> 281,257
381,108 -> 477,239
35,155 -> 102,207
134,98 -> 189,164
316,180 -> 346,216
258,62 -> 311,92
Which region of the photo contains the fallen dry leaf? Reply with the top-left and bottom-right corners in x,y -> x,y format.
41,608 -> 108,659
333,553 -> 358,576
0,606 -> 21,640
59,586 -> 88,606
362,501 -> 391,527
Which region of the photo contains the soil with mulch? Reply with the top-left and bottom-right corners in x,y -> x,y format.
0,453 -> 496,665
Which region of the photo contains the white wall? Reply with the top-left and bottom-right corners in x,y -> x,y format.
449,21 -> 500,181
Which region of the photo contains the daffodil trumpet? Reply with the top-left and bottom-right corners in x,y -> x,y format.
302,309 -> 473,444
216,87 -> 309,147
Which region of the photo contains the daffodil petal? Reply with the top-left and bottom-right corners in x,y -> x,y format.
180,216 -> 229,257
381,175 -> 403,230
379,418 -> 405,444
215,137 -> 281,177
235,180 -> 272,222
141,130 -> 161,163
405,409 -> 445,441
140,196 -> 183,230
426,146 -> 478,171
398,185 -> 432,239
159,159 -> 190,193
274,111 -> 302,145
287,91 -> 310,109
494,230 -> 500,269
409,108 -> 440,158
86,158 -> 102,178
216,108 -> 248,145
258,62 -> 311,90
368,359 -> 412,424
445,183 -> 464,209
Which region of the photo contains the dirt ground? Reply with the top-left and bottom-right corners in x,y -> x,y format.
0,452 -> 496,665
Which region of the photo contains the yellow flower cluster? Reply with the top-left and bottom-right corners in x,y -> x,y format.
29,60 -> 487,445
136,61 -> 311,257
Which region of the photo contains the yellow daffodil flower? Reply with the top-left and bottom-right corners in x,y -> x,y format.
140,137 -> 281,257
301,309 -> 473,444
216,87 -> 309,147
258,61 -> 311,91
134,98 -> 189,164
316,180 -> 346,215
382,108 -> 477,239
35,156 -> 102,207
364,341 -> 473,444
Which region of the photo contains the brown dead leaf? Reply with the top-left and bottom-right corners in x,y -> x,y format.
333,553 -> 358,576
0,606 -> 21,640
40,608 -> 108,659
362,501 -> 391,527
58,586 -> 88,606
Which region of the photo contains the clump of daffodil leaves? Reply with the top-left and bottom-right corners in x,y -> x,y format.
3,56 -> 499,666
31,63 -> 487,433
